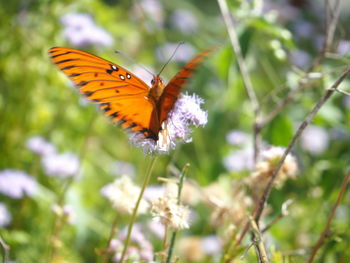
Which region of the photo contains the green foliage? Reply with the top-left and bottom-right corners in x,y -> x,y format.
1,0 -> 350,262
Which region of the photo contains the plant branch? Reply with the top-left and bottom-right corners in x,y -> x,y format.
258,0 -> 343,128
313,0 -> 342,69
0,235 -> 9,263
234,67 -> 350,252
307,171 -> 350,263
249,216 -> 269,263
217,0 -> 261,161
254,67 -> 350,223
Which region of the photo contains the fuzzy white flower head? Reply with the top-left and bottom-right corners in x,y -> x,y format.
101,175 -> 149,215
42,152 -> 80,178
246,146 -> 298,197
130,93 -> 208,154
151,195 -> 190,230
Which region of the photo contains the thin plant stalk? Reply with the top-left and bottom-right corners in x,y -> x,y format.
101,214 -> 120,263
165,163 -> 189,263
118,156 -> 158,263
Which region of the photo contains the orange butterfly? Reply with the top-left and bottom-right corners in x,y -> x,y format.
49,47 -> 213,141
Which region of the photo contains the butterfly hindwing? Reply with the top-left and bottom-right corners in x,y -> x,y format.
49,47 -> 159,139
158,47 -> 215,124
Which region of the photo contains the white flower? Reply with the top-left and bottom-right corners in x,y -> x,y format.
60,13 -> 113,48
0,203 -> 12,227
26,136 -> 56,156
100,176 -> 149,214
151,195 -> 190,230
0,169 -> 37,199
42,152 -> 80,178
246,146 -> 298,197
301,125 -> 329,155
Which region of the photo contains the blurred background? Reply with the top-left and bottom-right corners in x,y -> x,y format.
1,0 -> 350,262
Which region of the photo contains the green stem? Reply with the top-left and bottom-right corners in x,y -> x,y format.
165,163 -> 189,263
101,214 -> 119,263
118,155 -> 158,263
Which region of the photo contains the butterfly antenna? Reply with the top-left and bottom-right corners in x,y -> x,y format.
115,50 -> 154,76
157,42 -> 185,76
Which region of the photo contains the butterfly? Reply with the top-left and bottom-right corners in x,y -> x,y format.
49,46 -> 213,141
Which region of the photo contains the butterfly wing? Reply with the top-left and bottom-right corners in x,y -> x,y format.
158,47 -> 215,124
49,47 -> 160,139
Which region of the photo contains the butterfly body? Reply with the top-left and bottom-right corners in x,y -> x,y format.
49,47 -> 213,141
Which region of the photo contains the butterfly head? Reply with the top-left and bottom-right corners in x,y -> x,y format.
149,75 -> 165,101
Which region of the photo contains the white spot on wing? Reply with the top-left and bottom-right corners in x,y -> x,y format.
126,73 -> 131,79
119,74 -> 125,80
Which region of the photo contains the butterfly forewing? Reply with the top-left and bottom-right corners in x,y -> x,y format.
49,47 -> 159,139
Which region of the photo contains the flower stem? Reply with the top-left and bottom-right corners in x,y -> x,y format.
101,214 -> 119,263
118,155 -> 158,263
165,163 -> 189,263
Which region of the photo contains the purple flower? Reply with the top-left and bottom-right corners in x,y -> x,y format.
0,203 -> 12,227
201,235 -> 221,255
223,148 -> 254,172
0,169 -> 37,199
110,160 -> 136,177
156,43 -> 195,63
171,9 -> 198,34
301,125 -> 329,155
289,50 -> 311,68
26,136 -> 56,156
337,40 -> 350,56
60,13 -> 113,48
112,224 -> 154,262
226,130 -> 250,146
129,93 -> 208,153
42,152 -> 80,177
139,0 -> 164,28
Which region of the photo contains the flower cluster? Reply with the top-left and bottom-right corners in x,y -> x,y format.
245,146 -> 298,198
110,224 -> 154,263
60,13 -> 113,48
130,93 -> 208,153
101,175 -> 149,215
150,194 -> 190,230
26,136 -> 80,178
203,181 -> 252,228
178,235 -> 221,262
0,169 -> 38,199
